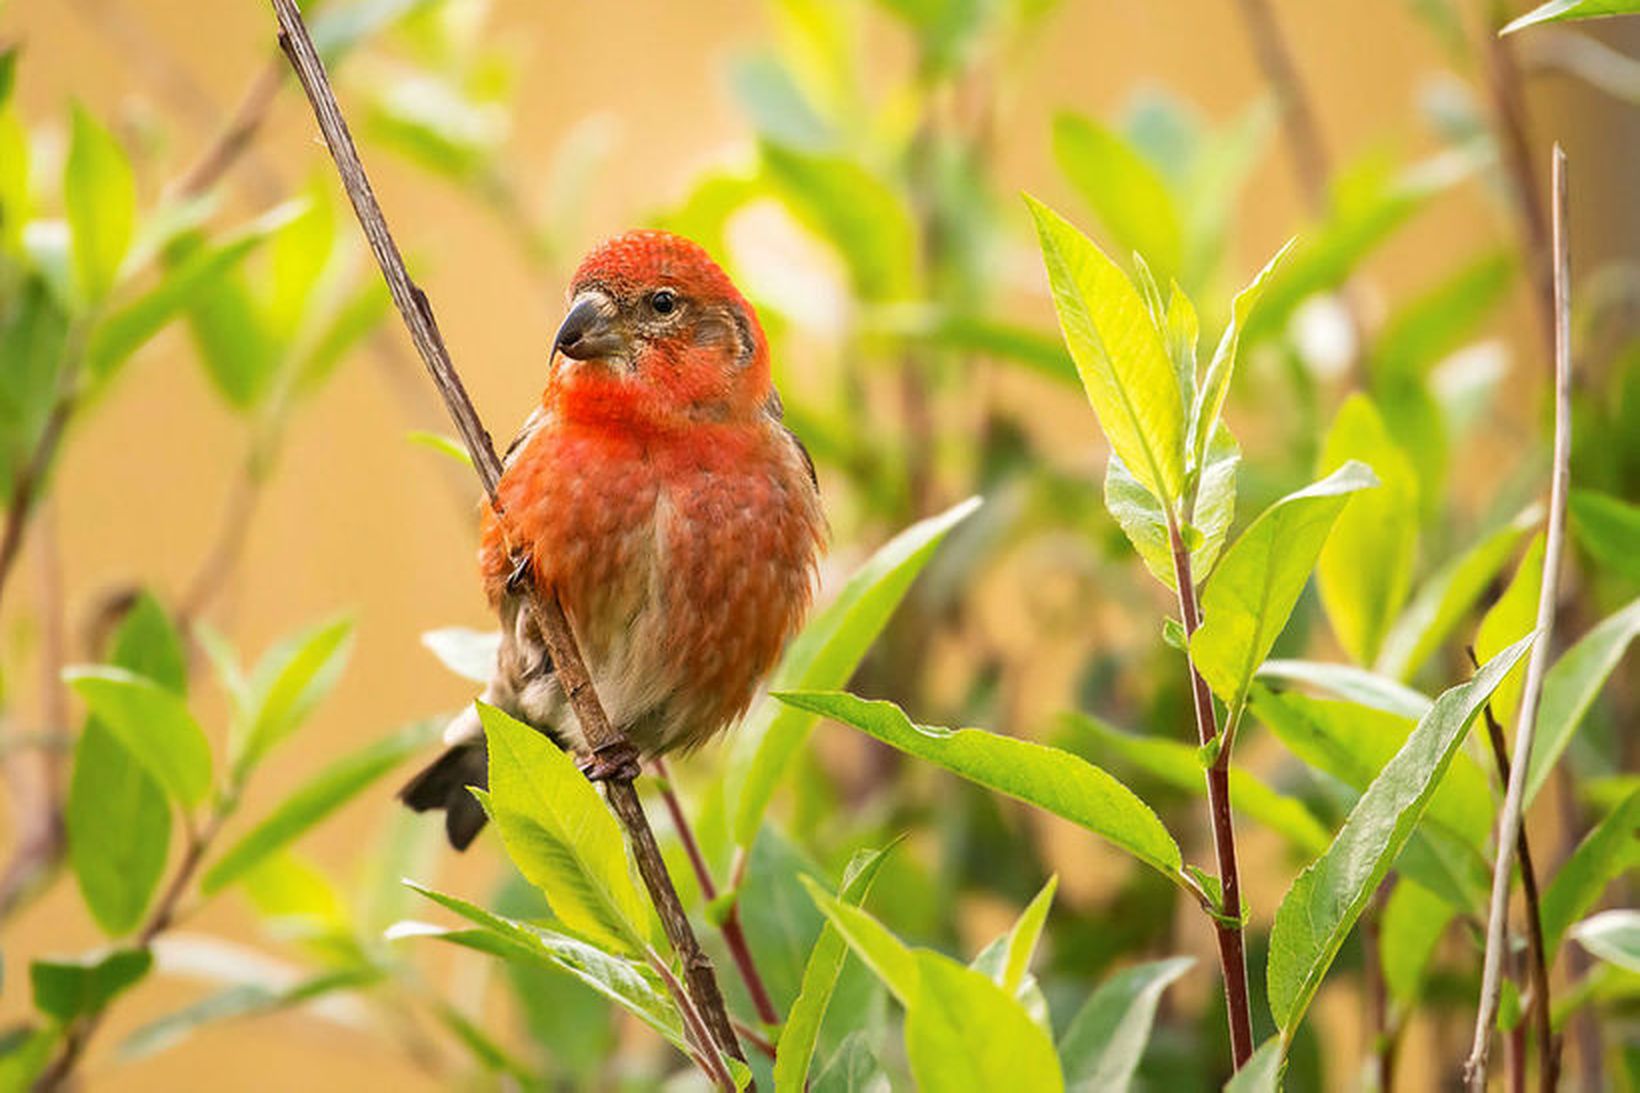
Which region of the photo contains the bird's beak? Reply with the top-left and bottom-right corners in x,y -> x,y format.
551,290 -> 624,367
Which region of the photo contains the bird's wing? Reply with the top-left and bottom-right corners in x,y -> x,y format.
502,405 -> 547,470
764,390 -> 817,487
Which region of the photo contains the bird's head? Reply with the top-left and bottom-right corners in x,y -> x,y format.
548,230 -> 771,424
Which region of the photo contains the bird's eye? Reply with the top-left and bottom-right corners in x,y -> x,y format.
649,289 -> 678,316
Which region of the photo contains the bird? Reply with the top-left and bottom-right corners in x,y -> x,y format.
400,229 -> 825,849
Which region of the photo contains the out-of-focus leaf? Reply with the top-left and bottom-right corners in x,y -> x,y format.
67,592 -> 182,935
1380,878 -> 1454,1006
201,719 -> 437,895
729,497 -> 980,845
1052,113 -> 1183,283
311,0 -> 436,60
1314,396 -> 1418,666
421,626 -> 497,685
1502,0 -> 1640,34
65,104 -> 135,303
1474,533 -> 1545,727
1541,788 -> 1640,956
1570,910 -> 1640,972
1063,713 -> 1330,856
0,105 -> 31,253
1256,660 -> 1432,720
730,53 -> 834,151
480,705 -> 653,954
65,667 -> 212,809
0,1027 -> 54,1089
293,274 -> 390,396
874,0 -> 995,75
778,692 -> 1186,884
240,851 -> 349,931
266,184 -> 334,336
184,265 -> 278,410
0,48 -> 15,110
1570,489 -> 1640,582
1251,688 -> 1493,849
1370,252 -> 1513,381
922,314 -> 1077,386
407,429 -> 476,470
1191,462 -> 1378,720
31,948 -> 152,1022
117,968 -> 375,1061
364,71 -> 507,184
1187,240 -> 1291,471
1525,597 -> 1640,803
231,616 -> 355,778
1376,508 -> 1538,681
398,883 -> 688,1054
1224,1038 -> 1286,1093
1057,956 -> 1193,1093
775,845 -> 894,1093
0,277 -> 67,502
1105,423 -> 1237,591
1265,634 -> 1534,1037
761,142 -> 917,302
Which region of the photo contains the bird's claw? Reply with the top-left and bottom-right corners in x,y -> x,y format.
577,740 -> 642,784
506,552 -> 534,596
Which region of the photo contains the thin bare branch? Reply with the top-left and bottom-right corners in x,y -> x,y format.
266,0 -> 744,1074
1467,144 -> 1572,1091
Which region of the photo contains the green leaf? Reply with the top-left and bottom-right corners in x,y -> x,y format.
761,142 -> 917,302
1105,423 -> 1238,591
65,667 -> 212,809
64,105 -> 136,303
778,692 -> 1185,884
118,969 -> 376,1062
907,952 -> 1064,1093
67,592 -> 184,935
1379,878 -> 1454,1006
201,720 -> 437,895
774,845 -> 894,1093
1057,956 -> 1193,1093
406,430 -> 476,471
1052,113 -> 1184,284
1250,688 -> 1493,849
1187,239 -> 1292,472
399,882 -> 689,1054
1190,462 -> 1378,719
800,877 -> 920,1004
1265,633 -> 1535,1037
729,497 -> 979,845
1369,251 -> 1514,382
1570,489 -> 1640,582
1062,712 -> 1331,857
1502,0 -> 1640,34
0,106 -> 29,255
1256,660 -> 1432,720
420,626 -> 498,684
1224,1037 -> 1287,1093
1541,788 -> 1640,958
1314,396 -> 1419,666
1027,195 -> 1186,505
997,876 -> 1056,996
1570,909 -> 1640,973
729,53 -> 834,151
1474,533 -> 1545,727
1525,597 -> 1640,804
921,315 -> 1078,387
480,705 -> 653,954
231,616 -> 355,778
1376,510 -> 1537,680
31,948 -> 152,1023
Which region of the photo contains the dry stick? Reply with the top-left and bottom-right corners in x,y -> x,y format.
1465,145 -> 1572,1092
1471,648 -> 1558,1093
265,0 -> 745,1079
1167,525 -> 1255,1069
653,757 -> 782,1035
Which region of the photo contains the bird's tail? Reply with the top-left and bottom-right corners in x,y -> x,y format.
399,740 -> 489,850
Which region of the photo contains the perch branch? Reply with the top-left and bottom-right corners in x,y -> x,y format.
1466,145 -> 1571,1091
1167,523 -> 1254,1069
266,0 -> 744,1077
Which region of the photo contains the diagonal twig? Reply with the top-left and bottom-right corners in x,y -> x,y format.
265,0 -> 745,1079
1466,144 -> 1572,1091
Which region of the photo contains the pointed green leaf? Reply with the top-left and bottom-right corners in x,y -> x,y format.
1052,113 -> 1184,283
65,667 -> 212,808
1256,660 -> 1432,720
64,105 -> 135,303
117,968 -> 377,1062
1266,634 -> 1535,1036
31,948 -> 152,1023
1027,195 -> 1185,504
1569,489 -> 1640,583
1224,1037 -> 1287,1092
800,877 -> 920,1005
1314,396 -> 1418,666
998,876 -> 1057,996
778,692 -> 1184,883
201,720 -> 437,895
1541,788 -> 1640,958
1190,462 -> 1378,718
1502,0 -> 1640,34
231,616 -> 355,778
1058,956 -> 1193,1093
1105,423 -> 1238,591
1525,597 -> 1640,804
1569,910 -> 1640,973
1188,239 -> 1291,471
729,497 -> 980,844
480,705 -> 653,954
907,952 -> 1064,1093
774,845 -> 894,1093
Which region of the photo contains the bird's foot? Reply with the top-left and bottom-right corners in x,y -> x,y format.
506,551 -> 534,596
577,740 -> 642,784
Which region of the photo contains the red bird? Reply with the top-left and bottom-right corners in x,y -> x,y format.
402,230 -> 825,848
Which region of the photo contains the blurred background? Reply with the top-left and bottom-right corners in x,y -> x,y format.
1,0 -> 1636,1090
